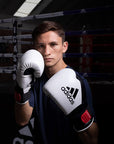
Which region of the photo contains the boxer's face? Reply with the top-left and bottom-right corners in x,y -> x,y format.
34,31 -> 68,68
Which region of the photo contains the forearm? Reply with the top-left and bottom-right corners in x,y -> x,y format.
78,122 -> 99,144
15,101 -> 33,126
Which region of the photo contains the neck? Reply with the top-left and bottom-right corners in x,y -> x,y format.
45,61 -> 67,78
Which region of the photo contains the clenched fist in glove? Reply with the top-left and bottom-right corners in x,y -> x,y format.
15,49 -> 44,104
43,68 -> 94,132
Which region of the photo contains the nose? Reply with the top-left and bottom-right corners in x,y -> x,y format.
44,45 -> 51,56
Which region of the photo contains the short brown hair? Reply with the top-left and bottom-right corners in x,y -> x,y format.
32,21 -> 65,43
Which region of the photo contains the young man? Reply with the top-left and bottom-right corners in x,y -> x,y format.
15,21 -> 98,144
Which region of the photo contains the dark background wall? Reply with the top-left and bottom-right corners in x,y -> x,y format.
0,1 -> 114,143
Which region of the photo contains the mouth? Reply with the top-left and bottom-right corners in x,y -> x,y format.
44,58 -> 53,62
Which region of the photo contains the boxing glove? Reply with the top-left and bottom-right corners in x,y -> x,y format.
15,49 -> 44,104
43,68 -> 94,131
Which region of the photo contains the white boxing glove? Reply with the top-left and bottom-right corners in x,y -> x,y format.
15,49 -> 44,104
43,68 -> 94,131
43,68 -> 82,115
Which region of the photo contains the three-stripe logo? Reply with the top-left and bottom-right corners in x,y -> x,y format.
61,86 -> 79,105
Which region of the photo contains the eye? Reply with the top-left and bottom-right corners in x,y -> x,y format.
35,43 -> 45,49
50,42 -> 58,47
39,44 -> 45,48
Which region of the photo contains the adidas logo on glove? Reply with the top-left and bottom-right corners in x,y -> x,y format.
43,68 -> 82,115
61,86 -> 79,105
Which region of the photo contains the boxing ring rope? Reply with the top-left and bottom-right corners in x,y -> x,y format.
0,6 -> 113,82
0,28 -> 114,40
0,5 -> 113,23
65,52 -> 114,58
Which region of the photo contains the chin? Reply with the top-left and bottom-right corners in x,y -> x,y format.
45,63 -> 53,68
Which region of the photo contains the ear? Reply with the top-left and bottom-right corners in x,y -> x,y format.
62,41 -> 68,53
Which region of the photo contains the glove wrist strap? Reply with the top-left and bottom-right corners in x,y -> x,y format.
14,84 -> 31,104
